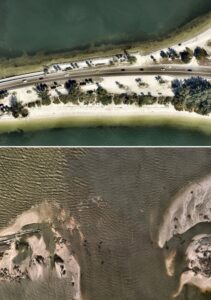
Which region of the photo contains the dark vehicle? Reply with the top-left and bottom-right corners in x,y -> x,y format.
39,77 -> 44,80
139,68 -> 144,71
187,69 -> 192,72
121,69 -> 125,71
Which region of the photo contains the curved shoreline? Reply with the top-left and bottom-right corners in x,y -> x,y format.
2,110 -> 211,135
0,11 -> 210,79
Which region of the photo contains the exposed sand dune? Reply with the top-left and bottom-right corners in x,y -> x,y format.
158,174 -> 211,297
158,174 -> 211,248
173,234 -> 211,297
0,202 -> 82,300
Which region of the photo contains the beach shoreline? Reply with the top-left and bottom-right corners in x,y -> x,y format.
1,104 -> 211,134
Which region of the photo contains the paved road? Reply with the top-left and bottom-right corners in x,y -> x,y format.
0,64 -> 210,91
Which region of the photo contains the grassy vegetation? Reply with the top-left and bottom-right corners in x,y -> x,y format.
0,12 -> 210,79
35,83 -> 51,106
10,97 -> 29,118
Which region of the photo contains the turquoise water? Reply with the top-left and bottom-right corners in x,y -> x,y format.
0,0 -> 210,57
0,126 -> 211,146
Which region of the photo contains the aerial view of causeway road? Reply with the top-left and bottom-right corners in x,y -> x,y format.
0,0 -> 210,145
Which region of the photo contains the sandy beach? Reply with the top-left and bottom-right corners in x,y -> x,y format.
1,103 -> 211,134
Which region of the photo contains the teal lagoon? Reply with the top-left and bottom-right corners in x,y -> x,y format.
0,0 -> 210,57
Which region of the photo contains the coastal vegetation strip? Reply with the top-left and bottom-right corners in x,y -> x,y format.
0,76 -> 210,120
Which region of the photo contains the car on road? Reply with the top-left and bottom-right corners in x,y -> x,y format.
22,79 -> 27,83
139,68 -> 144,71
121,69 -> 125,71
161,68 -> 166,71
39,77 -> 44,80
187,69 -> 192,72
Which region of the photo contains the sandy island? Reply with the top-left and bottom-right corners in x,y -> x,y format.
158,173 -> 211,297
0,202 -> 83,300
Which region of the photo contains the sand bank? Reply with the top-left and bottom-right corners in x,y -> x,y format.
173,234 -> 211,297
1,104 -> 211,134
158,173 -> 211,248
0,202 -> 82,300
158,174 -> 211,297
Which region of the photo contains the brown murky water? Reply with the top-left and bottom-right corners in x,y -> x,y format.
0,148 -> 211,299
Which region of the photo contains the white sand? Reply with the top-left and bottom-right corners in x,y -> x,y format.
165,250 -> 176,277
96,75 -> 174,96
0,101 -> 208,122
0,202 -> 55,236
133,27 -> 211,67
0,202 -> 82,299
173,233 -> 211,297
158,174 -> 211,248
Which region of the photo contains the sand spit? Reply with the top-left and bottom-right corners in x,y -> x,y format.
157,174 -> 211,297
173,234 -> 211,297
158,174 -> 211,248
0,201 -> 82,300
165,249 -> 176,277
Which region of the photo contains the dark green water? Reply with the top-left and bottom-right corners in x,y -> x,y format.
1,126 -> 211,146
0,0 -> 210,57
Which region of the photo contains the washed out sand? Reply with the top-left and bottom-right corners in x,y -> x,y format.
158,173 -> 211,297
173,234 -> 211,297
0,201 -> 83,300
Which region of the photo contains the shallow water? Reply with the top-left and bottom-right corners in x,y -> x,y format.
0,0 -> 210,57
0,148 -> 211,299
1,126 -> 211,146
